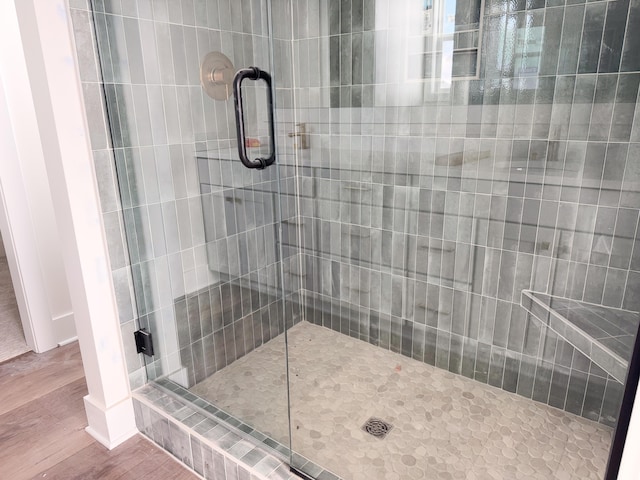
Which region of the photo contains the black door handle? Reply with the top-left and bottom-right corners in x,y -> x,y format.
232,67 -> 276,169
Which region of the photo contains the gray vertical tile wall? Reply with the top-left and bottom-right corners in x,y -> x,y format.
288,0 -> 640,427
71,0 -> 638,467
70,0 -> 301,390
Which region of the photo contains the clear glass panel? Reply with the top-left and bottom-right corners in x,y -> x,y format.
91,0 -> 296,449
91,0 -> 640,477
288,0 -> 640,478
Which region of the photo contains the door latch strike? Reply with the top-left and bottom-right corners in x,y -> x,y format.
134,329 -> 154,357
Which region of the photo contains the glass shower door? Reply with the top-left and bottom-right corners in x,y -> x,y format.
287,0 -> 638,479
91,0 -> 640,477
91,0 -> 296,450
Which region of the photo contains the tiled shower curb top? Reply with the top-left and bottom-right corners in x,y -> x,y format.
133,384 -> 296,480
153,378 -> 341,479
133,383 -> 342,480
155,377 -> 291,459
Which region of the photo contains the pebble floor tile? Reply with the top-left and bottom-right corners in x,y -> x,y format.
191,322 -> 613,480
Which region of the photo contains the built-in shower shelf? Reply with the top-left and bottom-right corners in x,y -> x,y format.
521,290 -> 639,383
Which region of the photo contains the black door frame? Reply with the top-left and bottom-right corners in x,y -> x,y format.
605,325 -> 640,479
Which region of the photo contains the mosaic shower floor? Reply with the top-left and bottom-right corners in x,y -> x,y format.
191,321 -> 612,480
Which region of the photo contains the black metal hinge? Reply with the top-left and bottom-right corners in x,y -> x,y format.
134,329 -> 154,357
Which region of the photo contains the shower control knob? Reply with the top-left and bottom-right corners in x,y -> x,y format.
200,51 -> 235,101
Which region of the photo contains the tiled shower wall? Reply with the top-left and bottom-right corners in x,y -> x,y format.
69,0 -> 301,389
287,0 -> 640,426
70,0 -> 640,430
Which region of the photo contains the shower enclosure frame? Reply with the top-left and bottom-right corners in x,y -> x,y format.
607,330 -> 640,479
82,0 -> 640,478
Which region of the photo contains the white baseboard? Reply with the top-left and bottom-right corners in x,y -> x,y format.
58,335 -> 78,347
53,311 -> 77,346
83,394 -> 138,450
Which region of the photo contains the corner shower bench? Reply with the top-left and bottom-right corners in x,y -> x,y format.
521,290 -> 639,383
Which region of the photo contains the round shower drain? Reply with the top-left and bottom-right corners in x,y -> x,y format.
362,417 -> 394,439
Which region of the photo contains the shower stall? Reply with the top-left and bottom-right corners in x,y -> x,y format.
77,0 -> 640,477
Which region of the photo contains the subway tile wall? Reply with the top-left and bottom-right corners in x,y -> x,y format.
285,0 -> 640,425
70,0 -> 640,440
69,0 -> 301,389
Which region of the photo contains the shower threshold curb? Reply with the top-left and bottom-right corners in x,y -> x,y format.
132,383 -> 342,480
133,383 -> 297,479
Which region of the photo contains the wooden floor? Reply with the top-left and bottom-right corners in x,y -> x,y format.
0,342 -> 199,479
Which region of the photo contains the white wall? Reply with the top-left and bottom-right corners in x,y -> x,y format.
0,0 -> 76,350
0,232 -> 5,258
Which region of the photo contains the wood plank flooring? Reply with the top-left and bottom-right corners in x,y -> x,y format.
0,341 -> 85,416
0,342 -> 200,480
